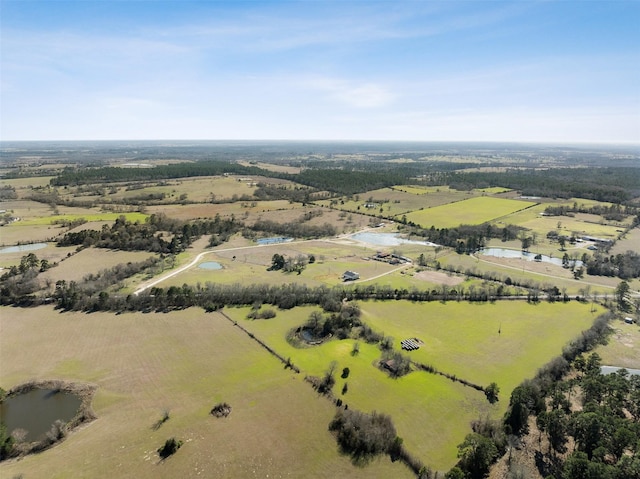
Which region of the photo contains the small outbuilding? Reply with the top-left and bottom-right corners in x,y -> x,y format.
342,271 -> 360,281
625,317 -> 635,324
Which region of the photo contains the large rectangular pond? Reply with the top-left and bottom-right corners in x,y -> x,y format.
349,232 -> 438,247
0,243 -> 48,254
479,247 -> 582,267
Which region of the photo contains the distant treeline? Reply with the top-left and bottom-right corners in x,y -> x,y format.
445,167 -> 640,203
50,161 -> 264,186
46,158 -> 640,206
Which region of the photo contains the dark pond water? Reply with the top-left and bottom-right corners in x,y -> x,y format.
0,389 -> 82,442
301,328 -> 318,342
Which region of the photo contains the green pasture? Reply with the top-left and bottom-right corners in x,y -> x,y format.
0,306 -> 411,479
504,203 -> 626,240
391,185 -> 449,195
403,196 -> 537,229
315,186 -> 475,217
596,320 -> 640,370
2,176 -> 55,192
15,211 -> 148,226
360,301 -> 600,395
437,250 -> 619,294
145,199 -> 295,221
224,305 -> 489,470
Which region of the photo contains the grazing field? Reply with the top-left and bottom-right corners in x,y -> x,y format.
145,200 -> 295,221
403,196 -> 537,228
38,248 -> 158,285
505,204 -> 627,241
224,305 -> 487,471
224,300 -> 600,470
0,306 -> 412,479
15,212 -> 148,227
596,320 -> 640,370
437,249 -> 620,295
360,301 -> 600,394
0,243 -> 78,270
315,186 -> 475,217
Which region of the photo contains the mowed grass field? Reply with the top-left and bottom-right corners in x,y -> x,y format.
223,300 -> 599,470
224,305 -> 486,471
38,248 -> 159,285
403,196 -> 537,229
0,306 -> 412,479
315,186 -> 476,217
596,319 -> 640,370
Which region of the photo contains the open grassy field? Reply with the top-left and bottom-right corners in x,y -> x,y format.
0,306 -> 413,479
403,196 -> 537,229
504,204 -> 627,241
437,249 -> 620,295
2,176 -> 55,194
315,186 -> 476,217
0,243 -> 78,270
224,305 -> 488,471
595,319 -> 640,369
38,248 -> 158,285
360,301 -> 601,394
223,299 -> 600,470
16,212 -> 148,227
146,200 -> 295,221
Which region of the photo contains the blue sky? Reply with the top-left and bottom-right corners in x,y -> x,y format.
1,0 -> 639,143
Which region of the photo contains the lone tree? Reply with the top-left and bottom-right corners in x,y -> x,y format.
615,280 -> 631,311
485,382 -> 500,404
158,437 -> 182,459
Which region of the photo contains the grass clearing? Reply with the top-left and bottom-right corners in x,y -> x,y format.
596,320 -> 640,369
224,305 -> 488,470
315,186 -> 475,217
0,306 -> 412,479
16,212 -> 148,226
39,248 -> 158,285
224,300 -> 600,470
403,196 -> 537,228
360,300 -> 600,395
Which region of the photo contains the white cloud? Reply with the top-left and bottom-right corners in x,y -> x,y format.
303,77 -> 395,108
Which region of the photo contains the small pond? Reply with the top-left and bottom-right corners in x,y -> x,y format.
479,248 -> 582,268
350,232 -> 438,247
0,243 -> 48,254
300,328 -> 326,344
0,388 -> 82,442
198,261 -> 223,270
256,237 -> 293,245
601,366 -> 640,377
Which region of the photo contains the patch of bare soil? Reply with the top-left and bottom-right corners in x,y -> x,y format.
414,270 -> 464,286
490,418 -> 553,479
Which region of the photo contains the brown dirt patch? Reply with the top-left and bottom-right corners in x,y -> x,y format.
414,270 -> 464,286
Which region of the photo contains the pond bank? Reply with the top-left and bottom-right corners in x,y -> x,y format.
1,379 -> 97,460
